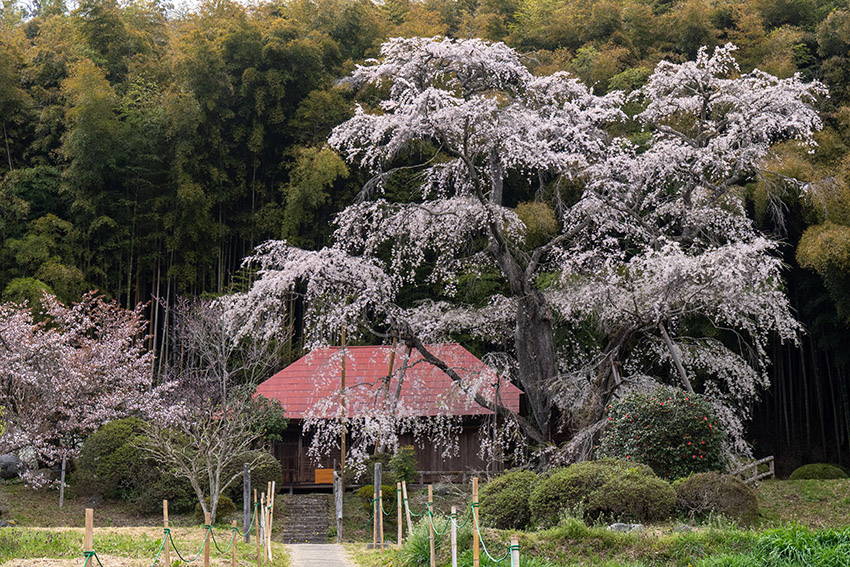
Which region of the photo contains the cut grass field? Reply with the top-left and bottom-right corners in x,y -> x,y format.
0,481 -> 291,567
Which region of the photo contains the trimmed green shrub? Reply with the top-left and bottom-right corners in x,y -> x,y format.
391,446 -> 419,484
789,463 -> 849,480
76,418 -> 195,513
674,472 -> 759,525
223,450 -> 283,502
357,484 -> 397,515
479,469 -> 537,529
596,386 -> 725,479
194,495 -> 236,523
586,469 -> 675,522
76,418 -> 149,499
529,459 -> 662,526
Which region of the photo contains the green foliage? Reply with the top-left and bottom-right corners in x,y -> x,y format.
357,484 -> 397,515
587,469 -> 675,522
75,418 -> 195,514
195,495 -> 236,523
596,386 -> 725,479
390,445 -> 418,484
529,459 -> 670,526
479,469 -> 537,529
674,472 -> 759,525
364,452 -> 397,485
247,395 -> 288,443
789,463 -> 849,480
223,450 -> 284,502
399,519 -> 440,567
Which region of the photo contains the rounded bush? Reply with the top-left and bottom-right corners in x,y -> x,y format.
529,459 -> 657,526
479,470 -> 537,529
674,472 -> 759,525
391,446 -> 419,484
789,463 -> 849,480
194,495 -> 236,523
76,418 -> 149,499
223,451 -> 283,502
357,484 -> 397,515
596,386 -> 725,479
76,418 -> 195,514
587,469 -> 675,522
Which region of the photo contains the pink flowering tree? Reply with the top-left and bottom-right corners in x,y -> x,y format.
0,292 -> 154,488
225,38 -> 824,465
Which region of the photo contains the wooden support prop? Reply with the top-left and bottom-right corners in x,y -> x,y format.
255,489 -> 262,566
428,485 -> 436,567
267,481 -> 276,561
511,535 -> 520,567
472,477 -> 479,567
243,463 -> 251,543
203,512 -> 211,567
231,520 -> 238,567
334,471 -> 344,543
163,500 -> 171,567
402,481 -> 413,534
397,482 -> 403,549
451,505 -> 458,567
259,493 -> 266,563
379,488 -> 385,552
84,508 -> 93,554
59,454 -> 67,509
373,462 -> 381,548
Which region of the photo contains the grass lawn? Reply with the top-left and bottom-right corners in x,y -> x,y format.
4,478 -> 850,566
0,480 -> 290,567
344,478 -> 850,567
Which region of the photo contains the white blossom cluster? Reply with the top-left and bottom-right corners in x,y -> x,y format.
226,38 -> 826,464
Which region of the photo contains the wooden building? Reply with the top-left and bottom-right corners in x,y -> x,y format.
256,343 -> 523,489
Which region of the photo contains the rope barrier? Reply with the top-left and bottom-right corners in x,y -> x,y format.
403,497 -> 425,517
169,525 -> 211,563
455,502 -> 473,528
147,531 -> 169,566
426,506 -> 452,536
210,526 -> 238,554
472,504 -> 511,563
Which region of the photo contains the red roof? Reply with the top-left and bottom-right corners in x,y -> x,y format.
256,343 -> 522,419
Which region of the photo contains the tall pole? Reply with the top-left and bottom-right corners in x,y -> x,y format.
340,327 -> 347,487
473,477 -> 480,567
428,485 -> 435,567
163,500 -> 171,567
243,463 -> 251,543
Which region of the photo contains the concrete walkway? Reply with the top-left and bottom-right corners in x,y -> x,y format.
287,544 -> 354,567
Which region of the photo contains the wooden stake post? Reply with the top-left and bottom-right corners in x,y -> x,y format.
397,482 -> 403,549
402,481 -> 413,534
231,520 -> 238,567
255,489 -> 262,566
379,487 -> 385,551
373,462 -> 382,549
84,508 -> 93,556
243,462 -> 251,543
472,477 -> 480,567
428,485 -> 436,567
203,512 -> 211,567
511,535 -> 520,567
163,500 -> 171,567
451,505 -> 458,567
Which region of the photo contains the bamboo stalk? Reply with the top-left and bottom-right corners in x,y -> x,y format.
84,509 -> 93,554
451,505 -> 458,567
402,481 -> 413,534
203,512 -> 210,567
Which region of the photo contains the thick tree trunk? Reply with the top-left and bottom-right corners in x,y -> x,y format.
514,290 -> 557,441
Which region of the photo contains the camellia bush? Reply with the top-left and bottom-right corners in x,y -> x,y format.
596,387 -> 724,479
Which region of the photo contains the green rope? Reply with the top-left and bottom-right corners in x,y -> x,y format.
472,505 -> 511,563
83,551 -> 104,567
380,497 -> 393,516
455,503 -> 474,528
169,525 -> 211,563
240,502 -> 258,537
426,505 -> 452,536
210,526 -> 238,554
403,497 -> 424,517
147,530 -> 169,566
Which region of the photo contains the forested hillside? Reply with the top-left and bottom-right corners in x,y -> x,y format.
1,0 -> 850,470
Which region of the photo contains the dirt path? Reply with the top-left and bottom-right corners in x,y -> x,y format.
287,544 -> 354,567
